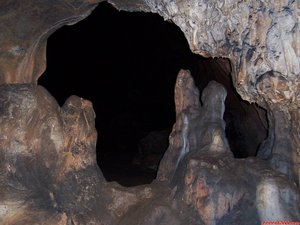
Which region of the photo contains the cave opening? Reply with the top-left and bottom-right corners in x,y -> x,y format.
38,2 -> 268,186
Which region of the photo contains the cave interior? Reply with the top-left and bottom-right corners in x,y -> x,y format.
39,2 -> 267,186
1,1 -> 299,224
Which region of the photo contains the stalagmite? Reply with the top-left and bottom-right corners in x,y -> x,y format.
0,0 -> 299,224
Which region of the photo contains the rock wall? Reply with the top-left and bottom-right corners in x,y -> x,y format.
108,0 -> 300,186
1,71 -> 299,224
0,0 -> 101,84
0,0 -> 300,224
0,0 -> 298,184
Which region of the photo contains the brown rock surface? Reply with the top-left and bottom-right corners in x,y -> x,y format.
1,0 -> 298,184
0,0 -> 300,224
0,0 -> 101,84
0,85 -> 154,224
160,71 -> 299,224
0,72 -> 299,224
108,0 -> 300,186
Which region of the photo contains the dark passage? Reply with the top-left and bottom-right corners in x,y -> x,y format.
39,2 -> 267,186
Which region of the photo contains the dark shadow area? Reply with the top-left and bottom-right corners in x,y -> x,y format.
39,2 -> 268,186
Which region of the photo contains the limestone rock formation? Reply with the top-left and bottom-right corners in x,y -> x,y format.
1,0 -> 298,184
0,85 -> 153,224
108,0 -> 300,187
0,0 -> 101,84
0,0 -> 300,224
1,71 -> 299,224
189,58 -> 268,158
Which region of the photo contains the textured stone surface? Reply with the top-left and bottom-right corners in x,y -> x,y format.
1,72 -> 299,224
0,85 -> 154,224
1,0 -> 300,224
1,0 -> 298,184
0,0 -> 101,84
158,71 -> 300,224
108,0 -> 300,187
190,58 -> 267,158
157,69 -> 231,182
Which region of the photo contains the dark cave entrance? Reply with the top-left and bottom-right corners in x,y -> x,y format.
39,2 -> 268,186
